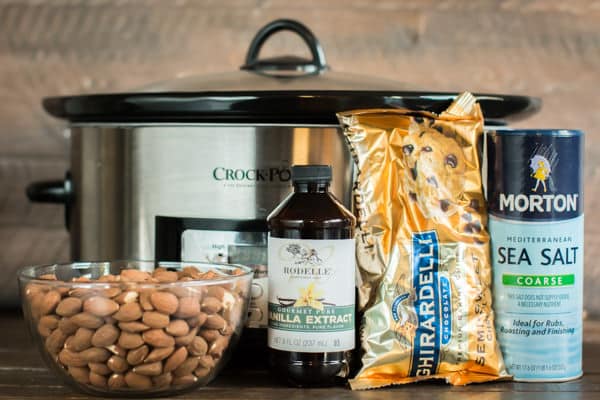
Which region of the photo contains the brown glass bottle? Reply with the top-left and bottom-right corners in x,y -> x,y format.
267,165 -> 356,387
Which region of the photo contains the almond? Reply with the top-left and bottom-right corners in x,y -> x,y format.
193,367 -> 211,379
204,314 -> 227,331
113,302 -> 143,322
25,283 -> 47,298
108,373 -> 126,389
206,285 -> 225,301
58,317 -> 79,335
142,311 -> 170,329
197,354 -> 215,369
89,371 -> 107,388
126,345 -> 149,366
175,297 -> 200,318
168,285 -> 200,298
80,347 -> 111,363
142,329 -> 175,348
68,365 -> 90,384
201,297 -> 222,314
37,315 -> 60,337
188,336 -> 208,356
186,312 -> 207,329
139,291 -> 154,311
175,327 -> 199,346
56,297 -> 83,317
118,321 -> 150,333
150,292 -> 178,315
133,361 -> 163,376
71,312 -> 104,329
106,344 -> 127,357
59,348 -> 87,367
101,287 -> 122,298
120,269 -> 152,283
223,298 -> 244,329
45,328 -> 67,354
118,331 -> 144,350
166,319 -> 189,337
69,288 -> 95,299
91,324 -> 119,347
114,291 -> 139,304
181,266 -> 202,279
163,347 -> 187,373
83,297 -> 119,317
67,328 -> 94,352
209,335 -> 230,359
221,289 -> 237,309
144,347 -> 174,363
152,372 -> 173,387
89,362 -> 111,375
30,292 -> 46,319
220,323 -> 233,336
107,355 -> 129,373
198,271 -> 220,280
40,290 -> 62,316
172,374 -> 197,386
153,270 -> 178,283
124,371 -> 153,389
199,329 -> 221,343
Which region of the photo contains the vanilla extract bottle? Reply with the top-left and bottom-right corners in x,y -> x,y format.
267,165 -> 356,387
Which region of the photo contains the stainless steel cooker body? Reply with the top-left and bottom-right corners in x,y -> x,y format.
69,124 -> 352,261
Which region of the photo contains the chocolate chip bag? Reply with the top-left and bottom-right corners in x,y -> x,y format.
338,93 -> 508,389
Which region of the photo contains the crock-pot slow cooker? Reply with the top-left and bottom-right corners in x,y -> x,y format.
28,19 -> 540,344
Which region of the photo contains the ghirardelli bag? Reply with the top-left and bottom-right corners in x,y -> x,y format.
338,93 -> 508,389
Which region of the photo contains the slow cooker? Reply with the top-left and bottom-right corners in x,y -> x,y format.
27,19 -> 540,346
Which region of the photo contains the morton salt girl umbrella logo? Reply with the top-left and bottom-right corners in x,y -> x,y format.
497,144 -> 580,215
529,146 -> 557,194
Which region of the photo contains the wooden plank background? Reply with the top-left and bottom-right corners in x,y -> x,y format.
0,0 -> 599,312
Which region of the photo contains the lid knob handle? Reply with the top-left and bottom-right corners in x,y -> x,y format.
241,19 -> 328,75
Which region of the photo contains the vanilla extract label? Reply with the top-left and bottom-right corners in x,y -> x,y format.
267,237 -> 355,353
268,304 -> 354,332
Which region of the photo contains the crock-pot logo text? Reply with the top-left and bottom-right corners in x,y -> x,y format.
498,145 -> 579,213
212,167 -> 291,182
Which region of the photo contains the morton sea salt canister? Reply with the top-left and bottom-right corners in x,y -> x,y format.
487,129 -> 583,381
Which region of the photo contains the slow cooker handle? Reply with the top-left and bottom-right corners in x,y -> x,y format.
26,172 -> 73,229
241,19 -> 328,74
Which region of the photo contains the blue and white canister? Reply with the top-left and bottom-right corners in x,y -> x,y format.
486,129 -> 584,382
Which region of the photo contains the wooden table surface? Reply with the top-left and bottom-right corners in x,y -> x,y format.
1,310 -> 598,399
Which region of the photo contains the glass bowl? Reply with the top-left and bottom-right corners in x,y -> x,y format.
18,260 -> 253,397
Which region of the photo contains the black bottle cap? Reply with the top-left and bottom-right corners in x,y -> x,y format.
291,165 -> 332,183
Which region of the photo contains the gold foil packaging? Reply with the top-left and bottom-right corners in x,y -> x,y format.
338,93 -> 508,389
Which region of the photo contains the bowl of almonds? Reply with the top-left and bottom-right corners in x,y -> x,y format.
18,261 -> 252,397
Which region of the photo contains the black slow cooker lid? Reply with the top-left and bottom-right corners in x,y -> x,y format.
43,19 -> 541,125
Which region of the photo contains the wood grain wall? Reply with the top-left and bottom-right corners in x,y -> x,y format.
1,0 -> 599,311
